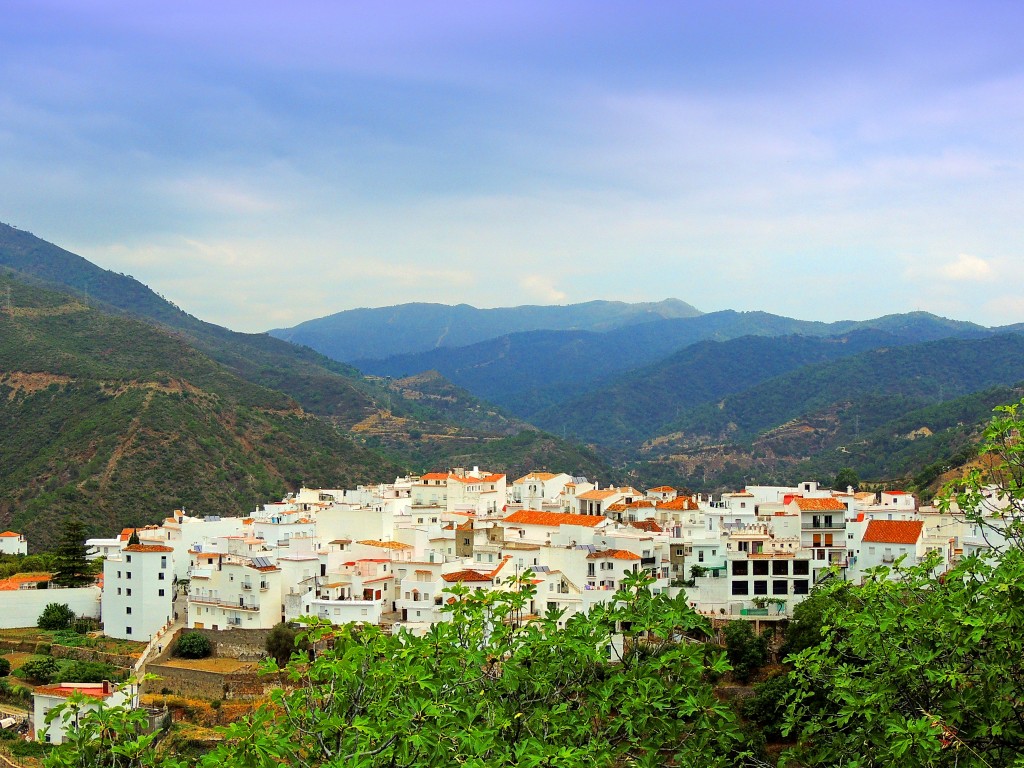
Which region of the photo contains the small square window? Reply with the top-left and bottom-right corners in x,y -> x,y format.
126,626 -> 132,635
158,589 -> 165,597
126,555 -> 132,563
126,606 -> 132,614
126,588 -> 132,596
158,572 -> 165,581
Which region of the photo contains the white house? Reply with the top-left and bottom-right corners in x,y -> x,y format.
102,544 -> 174,641
33,681 -> 137,744
0,531 -> 27,555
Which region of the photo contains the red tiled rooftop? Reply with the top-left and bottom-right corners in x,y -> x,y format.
863,520 -> 924,545
123,544 -> 174,553
791,497 -> 847,511
586,549 -> 641,561
502,510 -> 606,528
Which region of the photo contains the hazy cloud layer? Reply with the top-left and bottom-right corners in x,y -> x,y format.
1,1 -> 1022,330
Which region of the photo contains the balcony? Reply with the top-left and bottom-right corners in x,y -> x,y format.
640,557 -> 657,567
242,583 -> 252,591
801,522 -> 845,530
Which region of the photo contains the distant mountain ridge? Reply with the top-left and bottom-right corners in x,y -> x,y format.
356,310 -> 992,418
269,298 -> 702,361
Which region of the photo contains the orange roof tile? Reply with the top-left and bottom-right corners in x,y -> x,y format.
0,531 -> 22,538
513,472 -> 559,483
586,549 -> 641,560
631,519 -> 663,533
356,540 -> 413,549
33,683 -> 115,700
863,520 -> 924,545
442,569 -> 494,583
647,486 -> 677,493
123,544 -> 174,553
657,497 -> 698,511
791,497 -> 847,511
502,510 -> 606,528
0,573 -> 51,591
577,489 -> 619,501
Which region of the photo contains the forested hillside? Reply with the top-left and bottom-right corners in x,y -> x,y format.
0,274 -> 404,547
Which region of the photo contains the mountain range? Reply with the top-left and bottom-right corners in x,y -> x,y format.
4,220 -> 1024,548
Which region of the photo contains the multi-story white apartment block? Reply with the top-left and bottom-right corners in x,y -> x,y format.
188,552 -> 282,630
102,544 -> 174,640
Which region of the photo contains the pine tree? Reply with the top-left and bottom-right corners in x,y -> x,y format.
51,517 -> 93,587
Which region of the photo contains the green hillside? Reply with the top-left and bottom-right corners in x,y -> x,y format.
0,274 -> 401,548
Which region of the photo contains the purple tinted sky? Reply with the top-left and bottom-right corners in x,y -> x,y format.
1,1 -> 1022,331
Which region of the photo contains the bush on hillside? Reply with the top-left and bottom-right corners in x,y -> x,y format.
38,602 -> 76,631
174,632 -> 212,659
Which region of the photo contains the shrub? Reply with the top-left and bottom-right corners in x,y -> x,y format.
18,655 -> 59,684
0,657 -> 10,677
38,602 -> 76,631
265,622 -> 309,667
174,632 -> 212,659
722,620 -> 768,684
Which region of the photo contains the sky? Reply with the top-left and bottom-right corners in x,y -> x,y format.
1,1 -> 1023,332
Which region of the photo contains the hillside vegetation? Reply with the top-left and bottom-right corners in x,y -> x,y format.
0,275 -> 401,547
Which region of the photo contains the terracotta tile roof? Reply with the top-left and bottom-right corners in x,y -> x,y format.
442,569 -> 494,583
791,497 -> 847,511
586,549 -> 641,561
123,544 -> 174,553
631,519 -> 663,533
657,497 -> 699,511
33,683 -> 115,700
0,531 -> 22,538
607,500 -> 656,512
647,486 -> 676,493
513,472 -> 559,483
420,472 -> 452,481
456,520 -> 473,531
863,520 -> 924,545
884,490 -> 909,495
356,540 -> 413,549
481,474 -> 506,483
502,510 -> 606,528
577,489 -> 619,501
0,573 -> 51,590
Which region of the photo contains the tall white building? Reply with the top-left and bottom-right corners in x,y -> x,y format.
101,544 -> 174,640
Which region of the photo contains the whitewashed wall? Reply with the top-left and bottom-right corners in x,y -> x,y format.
0,586 -> 101,629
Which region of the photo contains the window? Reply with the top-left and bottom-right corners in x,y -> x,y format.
158,589 -> 165,597
117,587 -> 122,595
161,556 -> 167,569
675,548 -> 684,557
117,571 -> 121,579
126,606 -> 132,614
731,581 -> 749,595
772,561 -> 788,576
126,555 -> 132,563
732,561 -> 748,576
698,551 -> 705,562
793,561 -> 810,576
126,588 -> 132,596
772,580 -> 788,595
753,580 -> 768,595
158,572 -> 165,581
126,572 -> 132,580
126,626 -> 132,635
711,549 -> 717,557
753,561 -> 769,576
793,580 -> 809,595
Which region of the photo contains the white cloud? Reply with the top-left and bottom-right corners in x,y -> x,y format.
519,274 -> 567,303
937,254 -> 994,282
